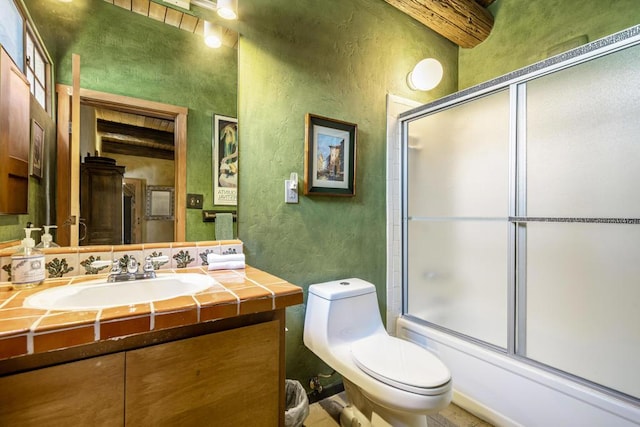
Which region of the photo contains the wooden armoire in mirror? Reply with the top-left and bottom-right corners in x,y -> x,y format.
80,156 -> 125,245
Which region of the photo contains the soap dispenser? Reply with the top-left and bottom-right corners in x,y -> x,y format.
36,225 -> 60,249
11,228 -> 45,289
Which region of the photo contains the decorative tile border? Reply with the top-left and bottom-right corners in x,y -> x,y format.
0,240 -> 243,283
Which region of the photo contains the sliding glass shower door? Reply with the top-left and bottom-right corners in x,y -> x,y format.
522,44 -> 640,399
402,38 -> 640,400
405,90 -> 511,349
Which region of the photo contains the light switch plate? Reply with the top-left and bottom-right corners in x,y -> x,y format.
187,193 -> 203,209
285,180 -> 298,204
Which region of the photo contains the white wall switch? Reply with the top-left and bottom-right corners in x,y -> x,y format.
285,180 -> 298,204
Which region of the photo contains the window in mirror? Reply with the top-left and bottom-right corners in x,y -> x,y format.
0,0 -> 23,72
25,26 -> 49,111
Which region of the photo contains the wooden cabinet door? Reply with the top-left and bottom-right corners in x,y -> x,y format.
80,162 -> 125,245
0,46 -> 30,214
0,353 -> 125,426
125,321 -> 281,427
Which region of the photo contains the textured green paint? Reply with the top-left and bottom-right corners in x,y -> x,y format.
22,0 -> 237,242
459,0 -> 640,89
237,0 -> 457,389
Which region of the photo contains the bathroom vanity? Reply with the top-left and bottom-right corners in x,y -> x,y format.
0,249 -> 302,427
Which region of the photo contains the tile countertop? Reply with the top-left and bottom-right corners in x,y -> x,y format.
0,266 -> 303,361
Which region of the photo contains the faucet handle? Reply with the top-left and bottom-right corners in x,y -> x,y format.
127,257 -> 138,274
143,256 -> 155,273
111,259 -> 122,274
146,255 -> 169,271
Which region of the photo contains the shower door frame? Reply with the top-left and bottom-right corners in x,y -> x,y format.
397,25 -> 640,404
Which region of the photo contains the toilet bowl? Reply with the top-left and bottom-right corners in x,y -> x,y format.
303,278 -> 452,427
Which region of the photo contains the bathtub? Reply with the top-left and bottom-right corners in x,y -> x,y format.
396,317 -> 640,427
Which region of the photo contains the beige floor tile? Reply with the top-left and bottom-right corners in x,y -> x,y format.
304,403 -> 340,427
306,394 -> 493,427
438,402 -> 492,427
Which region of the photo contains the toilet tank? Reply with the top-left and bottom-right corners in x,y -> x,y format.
304,278 -> 385,350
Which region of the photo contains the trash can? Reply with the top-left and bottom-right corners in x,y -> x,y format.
284,379 -> 309,427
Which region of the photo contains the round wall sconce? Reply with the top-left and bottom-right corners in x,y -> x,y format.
217,0 -> 237,20
204,21 -> 222,48
407,58 -> 444,91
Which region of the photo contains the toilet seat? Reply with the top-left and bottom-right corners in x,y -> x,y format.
351,335 -> 451,396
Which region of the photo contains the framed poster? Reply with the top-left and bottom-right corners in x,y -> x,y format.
213,114 -> 238,206
30,119 -> 44,179
304,113 -> 357,196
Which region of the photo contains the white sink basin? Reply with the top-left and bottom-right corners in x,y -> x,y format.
24,273 -> 216,311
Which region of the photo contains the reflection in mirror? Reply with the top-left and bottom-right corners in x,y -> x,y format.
0,0 -> 239,248
55,86 -> 189,247
146,186 -> 175,221
80,104 -> 176,244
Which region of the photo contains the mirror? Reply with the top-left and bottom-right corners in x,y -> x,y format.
146,186 -> 175,221
10,0 -> 239,247
56,85 -> 190,246
78,98 -> 181,245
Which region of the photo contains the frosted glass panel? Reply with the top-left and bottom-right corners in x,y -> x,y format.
526,44 -> 640,218
407,220 -> 509,348
407,90 -> 510,218
526,223 -> 640,398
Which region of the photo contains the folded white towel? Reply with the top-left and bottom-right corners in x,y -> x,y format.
207,253 -> 245,264
208,261 -> 246,271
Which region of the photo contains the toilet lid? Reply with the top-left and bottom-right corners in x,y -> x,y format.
351,335 -> 451,395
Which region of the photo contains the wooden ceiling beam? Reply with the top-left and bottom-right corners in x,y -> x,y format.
474,0 -> 495,7
384,0 -> 494,48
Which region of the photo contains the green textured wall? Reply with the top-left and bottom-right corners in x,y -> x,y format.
459,0 -> 640,89
22,0 -> 237,242
237,0 -> 457,389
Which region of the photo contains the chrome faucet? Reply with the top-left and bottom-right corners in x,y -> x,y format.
92,256 -> 169,282
127,257 -> 138,274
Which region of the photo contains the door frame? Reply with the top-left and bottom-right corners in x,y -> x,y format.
123,178 -> 145,244
56,85 -> 188,246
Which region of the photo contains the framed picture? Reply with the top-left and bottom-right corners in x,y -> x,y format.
304,113 -> 357,196
30,119 -> 44,179
213,114 -> 238,206
145,186 -> 175,220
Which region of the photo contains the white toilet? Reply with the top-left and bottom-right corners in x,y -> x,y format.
303,278 -> 452,427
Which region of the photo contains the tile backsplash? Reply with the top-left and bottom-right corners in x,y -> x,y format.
0,240 -> 243,282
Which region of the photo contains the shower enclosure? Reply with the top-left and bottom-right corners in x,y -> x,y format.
397,25 -> 640,424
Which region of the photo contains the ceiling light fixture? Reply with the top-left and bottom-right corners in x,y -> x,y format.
204,21 -> 222,48
407,58 -> 443,91
216,0 -> 237,20
190,0 -> 216,11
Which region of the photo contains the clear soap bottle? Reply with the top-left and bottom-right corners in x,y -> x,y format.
35,225 -> 60,249
11,228 -> 45,290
